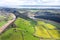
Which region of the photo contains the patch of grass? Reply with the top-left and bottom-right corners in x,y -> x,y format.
44,24 -> 56,29
0,17 -> 60,40
0,21 -> 7,27
43,20 -> 60,29
15,18 -> 60,39
34,21 -> 60,39
34,25 -> 51,38
23,32 -> 40,40
15,18 -> 35,34
48,30 -> 60,39
0,28 -> 23,40
0,28 -> 40,40
37,21 -> 56,29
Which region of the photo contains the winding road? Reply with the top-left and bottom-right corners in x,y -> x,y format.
0,13 -> 16,34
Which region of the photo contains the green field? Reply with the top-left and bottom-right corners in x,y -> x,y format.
0,17 -> 60,40
0,28 -> 23,40
0,16 -> 7,27
0,21 -> 7,27
0,14 -> 13,27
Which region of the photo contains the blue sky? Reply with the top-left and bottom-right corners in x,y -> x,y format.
0,0 -> 60,8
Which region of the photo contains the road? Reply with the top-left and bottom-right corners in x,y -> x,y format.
0,13 -> 16,34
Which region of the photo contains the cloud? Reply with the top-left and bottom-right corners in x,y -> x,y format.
0,0 -> 37,5
0,0 -> 60,8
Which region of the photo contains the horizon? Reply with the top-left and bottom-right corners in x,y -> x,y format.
0,0 -> 60,8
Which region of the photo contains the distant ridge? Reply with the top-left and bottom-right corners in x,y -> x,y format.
0,5 -> 60,9
0,7 -> 60,10
19,5 -> 60,7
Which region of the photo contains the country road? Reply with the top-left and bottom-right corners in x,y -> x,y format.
0,13 -> 16,34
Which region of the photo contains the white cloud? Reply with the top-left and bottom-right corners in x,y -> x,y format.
0,0 -> 37,5
0,0 -> 60,8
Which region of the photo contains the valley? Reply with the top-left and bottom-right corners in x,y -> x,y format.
0,8 -> 60,40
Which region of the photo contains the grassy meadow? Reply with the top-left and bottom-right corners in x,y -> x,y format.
0,17 -> 60,40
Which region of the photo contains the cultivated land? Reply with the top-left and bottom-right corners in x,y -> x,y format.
0,17 -> 60,40
0,9 -> 60,40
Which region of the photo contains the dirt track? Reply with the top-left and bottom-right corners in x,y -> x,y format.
0,13 -> 16,34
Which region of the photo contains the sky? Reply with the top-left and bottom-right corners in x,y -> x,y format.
0,0 -> 60,8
